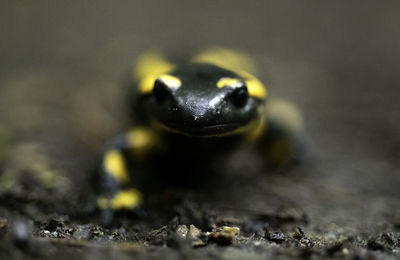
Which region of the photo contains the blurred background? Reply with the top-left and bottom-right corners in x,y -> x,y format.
0,0 -> 400,257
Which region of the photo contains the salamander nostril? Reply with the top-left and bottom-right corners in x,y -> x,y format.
153,79 -> 173,104
229,85 -> 249,108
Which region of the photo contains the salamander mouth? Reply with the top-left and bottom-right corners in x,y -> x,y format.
157,121 -> 244,137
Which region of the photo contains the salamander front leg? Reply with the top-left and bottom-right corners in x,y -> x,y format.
260,98 -> 305,166
96,127 -> 159,226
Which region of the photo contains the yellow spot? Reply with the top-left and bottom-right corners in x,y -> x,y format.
157,74 -> 181,89
217,75 -> 266,99
239,70 -> 267,99
97,188 -> 142,210
110,189 -> 142,209
133,51 -> 175,94
134,51 -> 174,80
125,127 -> 158,159
97,197 -> 109,210
138,75 -> 158,94
192,47 -> 258,75
216,77 -> 243,89
265,98 -> 304,135
104,150 -> 130,184
245,78 -> 266,99
193,48 -> 266,99
126,128 -> 152,149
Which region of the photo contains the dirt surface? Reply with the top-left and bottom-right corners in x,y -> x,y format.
1,1 -> 400,259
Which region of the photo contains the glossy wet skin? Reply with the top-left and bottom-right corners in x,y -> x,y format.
140,63 -> 264,137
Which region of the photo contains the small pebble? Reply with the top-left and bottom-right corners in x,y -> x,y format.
13,221 -> 29,249
207,226 -> 240,245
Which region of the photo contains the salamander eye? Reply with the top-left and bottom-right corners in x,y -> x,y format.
152,74 -> 181,104
153,79 -> 173,104
229,84 -> 248,108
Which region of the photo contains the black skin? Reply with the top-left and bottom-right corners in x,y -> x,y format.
97,62 -> 302,226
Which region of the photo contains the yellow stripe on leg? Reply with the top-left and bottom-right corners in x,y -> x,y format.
111,188 -> 142,210
97,197 -> 110,210
97,188 -> 142,210
126,127 -> 158,159
104,150 -> 130,184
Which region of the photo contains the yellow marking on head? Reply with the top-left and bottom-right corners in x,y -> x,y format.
126,127 -> 159,159
237,70 -> 267,99
244,77 -> 266,99
192,47 -> 258,75
97,188 -> 142,210
216,77 -> 243,89
193,48 -> 266,99
157,74 -> 182,90
217,75 -> 266,99
133,51 -> 175,94
104,150 -> 130,184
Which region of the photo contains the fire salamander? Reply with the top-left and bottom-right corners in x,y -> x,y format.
96,47 -> 304,225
